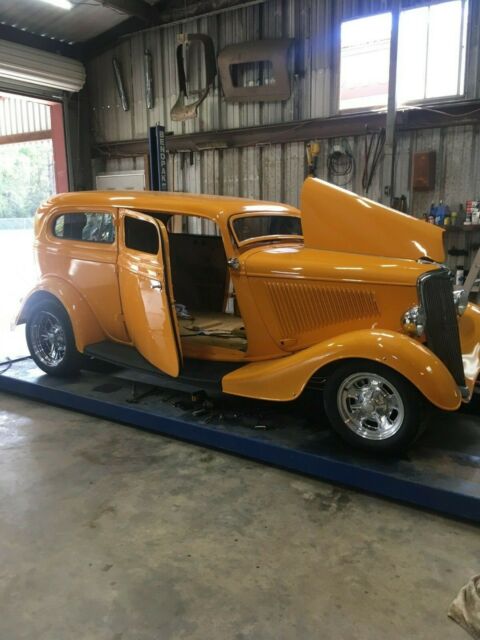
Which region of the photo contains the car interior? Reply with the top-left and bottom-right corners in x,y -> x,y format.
152,212 -> 247,355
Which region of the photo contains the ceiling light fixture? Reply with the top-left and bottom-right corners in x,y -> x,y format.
36,0 -> 74,10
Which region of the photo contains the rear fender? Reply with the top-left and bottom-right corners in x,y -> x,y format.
16,277 -> 105,352
222,329 -> 461,411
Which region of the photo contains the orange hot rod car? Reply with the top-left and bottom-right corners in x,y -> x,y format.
17,178 -> 480,453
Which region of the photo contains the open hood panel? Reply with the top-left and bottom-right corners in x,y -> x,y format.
301,178 -> 444,262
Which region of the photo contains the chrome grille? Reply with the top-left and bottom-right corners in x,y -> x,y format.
419,270 -> 465,386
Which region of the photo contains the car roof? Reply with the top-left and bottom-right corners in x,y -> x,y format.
44,190 -> 300,222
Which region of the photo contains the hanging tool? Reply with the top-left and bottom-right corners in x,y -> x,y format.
327,139 -> 355,186
306,140 -> 320,176
362,129 -> 385,194
144,49 -> 154,110
112,57 -> 129,112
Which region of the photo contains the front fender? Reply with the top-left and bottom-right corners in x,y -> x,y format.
459,302 -> 480,396
222,329 -> 461,411
16,277 -> 106,352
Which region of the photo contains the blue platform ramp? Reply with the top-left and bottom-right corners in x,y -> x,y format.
0,358 -> 479,523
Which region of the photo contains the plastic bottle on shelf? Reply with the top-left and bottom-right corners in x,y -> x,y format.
456,266 -> 465,286
435,200 -> 446,226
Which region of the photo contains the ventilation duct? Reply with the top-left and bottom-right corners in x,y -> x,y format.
0,40 -> 85,93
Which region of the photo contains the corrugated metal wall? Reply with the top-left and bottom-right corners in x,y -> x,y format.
87,0 -> 480,210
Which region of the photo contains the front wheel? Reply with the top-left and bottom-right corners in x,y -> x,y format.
26,299 -> 82,377
323,360 -> 423,454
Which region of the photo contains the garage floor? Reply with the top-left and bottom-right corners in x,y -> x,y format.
0,391 -> 478,640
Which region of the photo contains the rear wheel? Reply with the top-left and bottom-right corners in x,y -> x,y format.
26,300 -> 82,376
323,360 -> 423,454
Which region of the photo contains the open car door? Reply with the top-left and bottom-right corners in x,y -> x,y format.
118,208 -> 182,377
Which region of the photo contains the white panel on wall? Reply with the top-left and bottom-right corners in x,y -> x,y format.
96,170 -> 145,191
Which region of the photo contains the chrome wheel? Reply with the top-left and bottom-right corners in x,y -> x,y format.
30,311 -> 67,367
337,372 -> 404,441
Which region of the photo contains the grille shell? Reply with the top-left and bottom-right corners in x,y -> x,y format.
419,270 -> 465,386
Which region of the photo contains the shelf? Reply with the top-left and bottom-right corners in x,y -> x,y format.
443,225 -> 480,233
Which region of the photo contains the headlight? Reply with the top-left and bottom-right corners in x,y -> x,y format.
401,305 -> 426,337
453,289 -> 468,316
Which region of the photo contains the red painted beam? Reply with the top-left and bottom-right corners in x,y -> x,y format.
0,130 -> 52,145
50,103 -> 69,193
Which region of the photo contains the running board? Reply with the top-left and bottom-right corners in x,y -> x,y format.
84,341 -> 241,392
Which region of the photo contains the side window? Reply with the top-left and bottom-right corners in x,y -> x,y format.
53,212 -> 115,243
124,216 -> 159,254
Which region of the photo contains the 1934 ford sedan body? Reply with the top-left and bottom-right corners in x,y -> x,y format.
17,177 -> 480,453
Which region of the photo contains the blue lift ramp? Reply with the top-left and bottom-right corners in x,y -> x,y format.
0,358 -> 479,523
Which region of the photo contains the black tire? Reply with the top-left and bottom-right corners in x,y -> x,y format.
26,299 -> 82,377
323,360 -> 423,454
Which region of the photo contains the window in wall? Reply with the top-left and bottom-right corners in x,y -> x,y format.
53,212 -> 115,243
397,1 -> 468,103
339,0 -> 469,111
339,12 -> 392,110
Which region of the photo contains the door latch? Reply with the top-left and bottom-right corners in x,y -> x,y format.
151,282 -> 163,291
227,258 -> 240,271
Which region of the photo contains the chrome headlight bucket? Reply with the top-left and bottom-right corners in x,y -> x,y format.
401,305 -> 426,337
453,289 -> 468,316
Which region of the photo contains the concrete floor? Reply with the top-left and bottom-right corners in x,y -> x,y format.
0,391 -> 478,640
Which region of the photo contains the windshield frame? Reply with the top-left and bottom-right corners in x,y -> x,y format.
229,212 -> 303,248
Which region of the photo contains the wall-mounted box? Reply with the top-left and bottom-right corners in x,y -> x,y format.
95,170 -> 145,191
412,151 -> 436,191
218,38 -> 294,103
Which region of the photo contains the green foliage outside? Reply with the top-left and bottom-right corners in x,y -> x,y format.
0,139 -> 55,219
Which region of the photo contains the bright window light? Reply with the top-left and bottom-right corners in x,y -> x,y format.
398,1 -> 468,103
339,12 -> 392,110
339,0 -> 469,110
36,0 -> 73,10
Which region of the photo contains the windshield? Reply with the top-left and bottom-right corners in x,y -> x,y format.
232,215 -> 302,244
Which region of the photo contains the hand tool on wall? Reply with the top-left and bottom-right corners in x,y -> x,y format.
306,140 -> 320,176
144,49 -> 154,110
112,57 -> 129,112
362,129 -> 385,194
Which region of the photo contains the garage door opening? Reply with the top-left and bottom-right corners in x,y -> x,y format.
0,92 -> 68,360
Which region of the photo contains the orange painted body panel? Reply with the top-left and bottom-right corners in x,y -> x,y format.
17,276 -> 106,351
35,190 -> 295,224
242,245 -> 435,353
302,177 -> 445,261
34,204 -> 128,344
222,329 -> 462,411
459,303 -> 480,395
17,182 -> 480,412
117,209 -> 181,377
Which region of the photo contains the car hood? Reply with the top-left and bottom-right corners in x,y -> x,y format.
301,178 -> 444,262
244,245 -> 438,287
